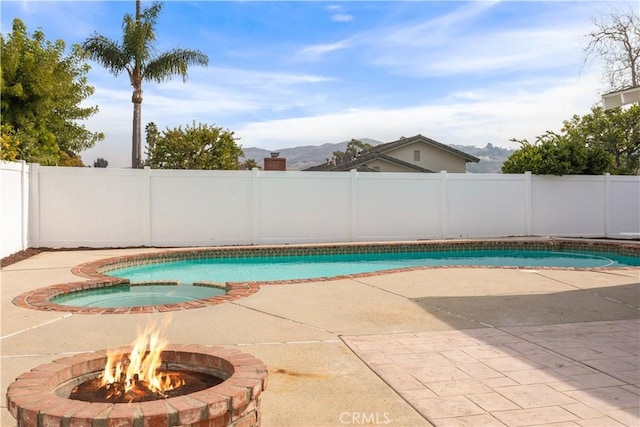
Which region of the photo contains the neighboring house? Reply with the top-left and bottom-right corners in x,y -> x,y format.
305,134 -> 480,173
601,86 -> 640,109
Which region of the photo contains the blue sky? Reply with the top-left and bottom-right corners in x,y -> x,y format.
1,0 -> 634,167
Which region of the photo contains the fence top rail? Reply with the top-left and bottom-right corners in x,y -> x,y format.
0,161 -> 28,172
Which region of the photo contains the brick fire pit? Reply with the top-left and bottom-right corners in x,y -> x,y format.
6,345 -> 267,427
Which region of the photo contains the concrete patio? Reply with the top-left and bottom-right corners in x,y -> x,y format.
1,246 -> 639,426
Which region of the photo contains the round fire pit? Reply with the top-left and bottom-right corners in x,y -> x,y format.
6,344 -> 267,427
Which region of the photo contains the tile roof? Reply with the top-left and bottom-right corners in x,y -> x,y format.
303,134 -> 479,172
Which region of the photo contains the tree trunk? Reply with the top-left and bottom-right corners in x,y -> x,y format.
132,86 -> 143,168
131,0 -> 143,169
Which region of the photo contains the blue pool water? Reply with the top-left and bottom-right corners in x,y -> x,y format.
108,249 -> 640,284
52,284 -> 225,308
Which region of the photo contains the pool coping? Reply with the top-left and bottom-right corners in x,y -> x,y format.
12,239 -> 640,315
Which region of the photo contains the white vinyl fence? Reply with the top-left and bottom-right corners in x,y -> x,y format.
1,161 -> 29,258
1,162 -> 638,257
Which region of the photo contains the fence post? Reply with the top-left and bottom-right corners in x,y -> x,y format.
28,163 -> 40,248
350,169 -> 358,242
604,173 -> 610,238
525,171 -> 532,236
142,166 -> 151,246
19,161 -> 29,251
439,171 -> 448,239
251,168 -> 260,245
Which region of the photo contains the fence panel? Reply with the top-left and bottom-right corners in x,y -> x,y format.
608,176 -> 640,238
531,176 -> 606,237
34,167 -> 146,247
10,166 -> 639,250
0,161 -> 28,258
256,171 -> 352,244
446,174 -> 529,238
150,170 -> 254,246
356,173 -> 441,240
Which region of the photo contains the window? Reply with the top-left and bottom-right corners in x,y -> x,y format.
414,150 -> 421,161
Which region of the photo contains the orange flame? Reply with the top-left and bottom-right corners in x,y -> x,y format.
100,321 -> 183,399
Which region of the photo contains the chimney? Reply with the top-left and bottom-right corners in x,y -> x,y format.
264,152 -> 286,171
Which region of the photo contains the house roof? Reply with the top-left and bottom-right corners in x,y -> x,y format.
601,85 -> 640,109
363,134 -> 480,163
303,134 -> 480,172
330,153 -> 434,172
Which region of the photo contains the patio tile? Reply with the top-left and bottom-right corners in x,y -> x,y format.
432,413 -> 506,427
523,352 -> 575,369
403,339 -> 481,353
555,347 -> 632,361
552,365 -> 598,377
412,365 -> 472,383
561,403 -> 607,420
457,363 -> 504,379
389,352 -> 453,369
411,396 -> 485,419
346,321 -> 639,426
504,368 -> 567,385
479,377 -> 520,388
605,408 -> 640,426
564,387 -> 640,412
575,417 -> 625,426
536,423 -> 580,427
571,373 -> 626,388
481,356 -> 544,373
402,388 -> 439,400
461,345 -> 517,360
583,358 -> 638,374
621,385 -> 640,396
492,406 -> 579,426
439,350 -> 480,364
504,342 -> 547,355
547,380 -> 588,392
425,379 -> 493,397
466,392 -> 521,412
494,384 -> 577,408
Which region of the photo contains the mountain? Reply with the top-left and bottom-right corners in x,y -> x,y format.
241,140 -> 513,173
450,143 -> 514,173
240,138 -> 383,171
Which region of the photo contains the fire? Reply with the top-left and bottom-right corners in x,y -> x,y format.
100,321 -> 184,401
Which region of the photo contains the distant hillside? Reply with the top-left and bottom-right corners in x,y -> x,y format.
240,138 -> 382,171
241,140 -> 513,173
450,143 -> 514,173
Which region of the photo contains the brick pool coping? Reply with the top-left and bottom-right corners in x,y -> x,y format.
12,240 -> 640,315
6,344 -> 267,427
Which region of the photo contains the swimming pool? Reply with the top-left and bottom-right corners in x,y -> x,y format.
106,247 -> 640,284
51,283 -> 225,308
16,240 -> 640,313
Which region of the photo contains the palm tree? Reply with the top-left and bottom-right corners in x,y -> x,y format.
82,0 -> 208,168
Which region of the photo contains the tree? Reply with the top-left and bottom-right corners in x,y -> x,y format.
562,105 -> 639,174
585,9 -> 640,90
82,1 -> 208,168
503,106 -> 639,175
1,19 -> 103,165
93,157 -> 109,168
240,159 -> 259,170
145,121 -> 243,170
0,125 -> 20,161
332,138 -> 373,164
502,132 -> 612,175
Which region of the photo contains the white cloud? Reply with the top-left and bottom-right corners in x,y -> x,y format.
234,70 -> 603,151
332,14 -> 353,23
326,4 -> 353,23
298,38 -> 355,60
